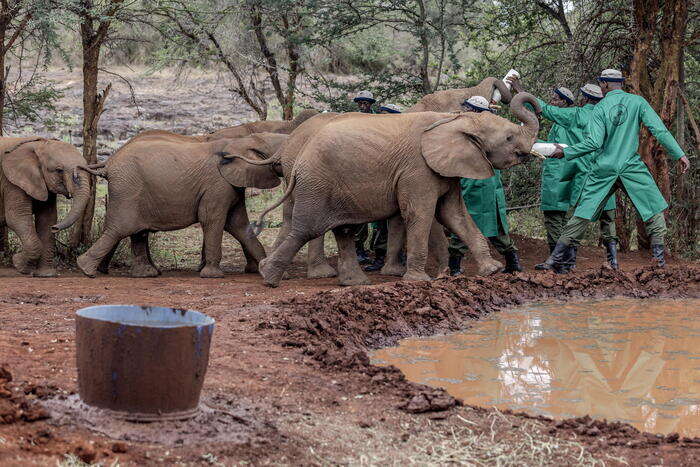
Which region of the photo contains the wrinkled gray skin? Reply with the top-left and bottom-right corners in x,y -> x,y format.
257,93 -> 540,287
76,132 -> 287,278
0,137 -> 91,277
405,76 -> 513,112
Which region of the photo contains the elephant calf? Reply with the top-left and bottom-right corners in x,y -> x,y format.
77,133 -> 286,278
0,137 -> 92,277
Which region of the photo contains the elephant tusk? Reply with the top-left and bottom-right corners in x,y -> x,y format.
530,150 -> 547,160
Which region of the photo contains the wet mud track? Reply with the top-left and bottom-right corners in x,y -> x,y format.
1,245 -> 699,465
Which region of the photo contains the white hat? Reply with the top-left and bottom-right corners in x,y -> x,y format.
554,87 -> 574,104
379,103 -> 402,113
353,90 -> 376,103
598,69 -> 624,82
580,83 -> 603,100
462,95 -> 491,112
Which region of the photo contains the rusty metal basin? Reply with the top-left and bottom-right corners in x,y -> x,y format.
75,305 -> 215,421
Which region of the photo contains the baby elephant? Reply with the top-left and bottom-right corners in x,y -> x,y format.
77,132 -> 286,278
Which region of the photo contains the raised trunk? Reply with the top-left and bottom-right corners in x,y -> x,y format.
52,171 -> 92,232
509,92 -> 540,137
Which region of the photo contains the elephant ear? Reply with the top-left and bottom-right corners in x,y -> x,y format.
1,140 -> 48,201
217,136 -> 281,189
420,115 -> 495,180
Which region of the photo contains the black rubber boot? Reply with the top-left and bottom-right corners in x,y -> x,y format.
364,255 -> 385,272
356,245 -> 371,265
651,244 -> 666,267
604,241 -> 619,270
448,254 -> 463,276
535,241 -> 572,272
502,251 -> 523,273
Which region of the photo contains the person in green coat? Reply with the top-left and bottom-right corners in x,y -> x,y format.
448,96 -> 522,275
364,103 -> 403,272
352,90 -> 376,264
511,78 -> 620,268
543,69 -> 690,272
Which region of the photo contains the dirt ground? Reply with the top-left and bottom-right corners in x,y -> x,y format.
1,237 -> 699,466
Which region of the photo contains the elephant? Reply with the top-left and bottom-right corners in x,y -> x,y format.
75,132 -> 287,278
405,77 -> 513,113
0,137 -> 92,277
255,92 -> 540,287
201,109 -> 319,141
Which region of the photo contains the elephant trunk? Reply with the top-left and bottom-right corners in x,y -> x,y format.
51,169 -> 91,232
510,92 -> 540,139
491,78 -> 513,104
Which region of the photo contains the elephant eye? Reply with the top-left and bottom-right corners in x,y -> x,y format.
506,135 -> 514,143
55,167 -> 64,173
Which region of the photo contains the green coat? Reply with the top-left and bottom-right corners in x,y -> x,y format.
564,89 -> 685,221
540,102 -> 617,212
536,98 -> 576,211
460,170 -> 509,238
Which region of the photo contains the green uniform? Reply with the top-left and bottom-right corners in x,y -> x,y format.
538,99 -> 576,212
449,171 -> 516,256
564,90 -> 684,222
560,89 -> 684,246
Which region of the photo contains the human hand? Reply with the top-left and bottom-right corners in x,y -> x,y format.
679,155 -> 690,174
549,144 -> 565,159
506,76 -> 524,93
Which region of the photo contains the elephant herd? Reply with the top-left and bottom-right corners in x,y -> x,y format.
0,77 -> 541,286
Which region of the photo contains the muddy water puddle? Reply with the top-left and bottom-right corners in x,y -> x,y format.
372,298 -> 700,436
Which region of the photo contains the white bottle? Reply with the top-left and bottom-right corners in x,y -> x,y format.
492,69 -> 520,103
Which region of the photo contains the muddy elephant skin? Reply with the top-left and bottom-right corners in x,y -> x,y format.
258,93 -> 540,287
76,132 -> 287,279
0,137 -> 91,277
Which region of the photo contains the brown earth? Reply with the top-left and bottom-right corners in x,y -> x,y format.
1,237 -> 699,466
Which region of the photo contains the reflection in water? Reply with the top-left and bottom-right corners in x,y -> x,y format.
371,298 -> 700,436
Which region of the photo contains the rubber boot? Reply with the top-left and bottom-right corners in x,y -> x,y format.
364,255 -> 385,272
555,245 -> 576,274
448,254 -> 463,276
502,251 -> 523,273
535,241 -> 572,272
356,244 -> 371,265
651,244 -> 666,267
604,241 -> 619,270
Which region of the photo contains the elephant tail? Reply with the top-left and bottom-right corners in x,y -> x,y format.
220,152 -> 280,166
78,162 -> 107,178
248,172 -> 296,237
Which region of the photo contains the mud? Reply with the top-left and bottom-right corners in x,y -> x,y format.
1,251 -> 699,464
0,367 -> 51,425
372,298 -> 700,437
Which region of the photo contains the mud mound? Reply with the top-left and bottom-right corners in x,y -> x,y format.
0,366 -> 51,424
44,394 -> 279,448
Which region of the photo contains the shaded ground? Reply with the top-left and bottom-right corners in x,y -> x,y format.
1,237 -> 698,466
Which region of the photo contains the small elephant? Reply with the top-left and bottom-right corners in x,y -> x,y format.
76,132 -> 287,278
202,109 -> 319,141
0,137 -> 92,277
256,93 -> 540,287
405,76 -> 513,113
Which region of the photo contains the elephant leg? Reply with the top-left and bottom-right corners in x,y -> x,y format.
77,213 -> 131,278
33,197 -> 58,278
97,244 -> 118,274
436,183 -> 502,276
331,226 -> 371,286
306,235 -> 336,279
130,231 -> 160,278
398,190 -> 436,282
380,215 -> 407,277
5,193 -> 42,275
225,202 -> 266,274
260,228 -> 314,287
425,219 -> 449,278
271,197 -> 294,252
199,207 -> 226,279
197,239 -> 207,272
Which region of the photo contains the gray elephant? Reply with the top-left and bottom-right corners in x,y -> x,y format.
76,132 -> 286,278
202,109 -> 319,140
255,93 -> 540,287
0,137 -> 92,277
405,76 -> 513,112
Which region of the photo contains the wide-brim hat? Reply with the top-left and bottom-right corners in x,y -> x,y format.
462,95 -> 492,113
353,90 -> 376,104
554,87 -> 574,105
580,83 -> 603,100
379,104 -> 402,113
598,69 -> 624,82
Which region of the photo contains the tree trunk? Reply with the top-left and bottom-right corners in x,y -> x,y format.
70,44 -> 103,248
0,25 -> 6,252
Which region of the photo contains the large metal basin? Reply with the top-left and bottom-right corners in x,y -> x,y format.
75,305 -> 215,421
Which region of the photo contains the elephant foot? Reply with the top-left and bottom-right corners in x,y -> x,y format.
402,270 -> 431,282
307,261 -> 337,279
476,257 -> 503,276
260,258 -> 283,288
200,265 -> 224,278
130,263 -> 160,278
34,267 -> 57,278
76,254 -> 97,278
244,261 -> 260,274
12,253 -> 33,275
379,262 -> 406,277
338,273 -> 371,287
